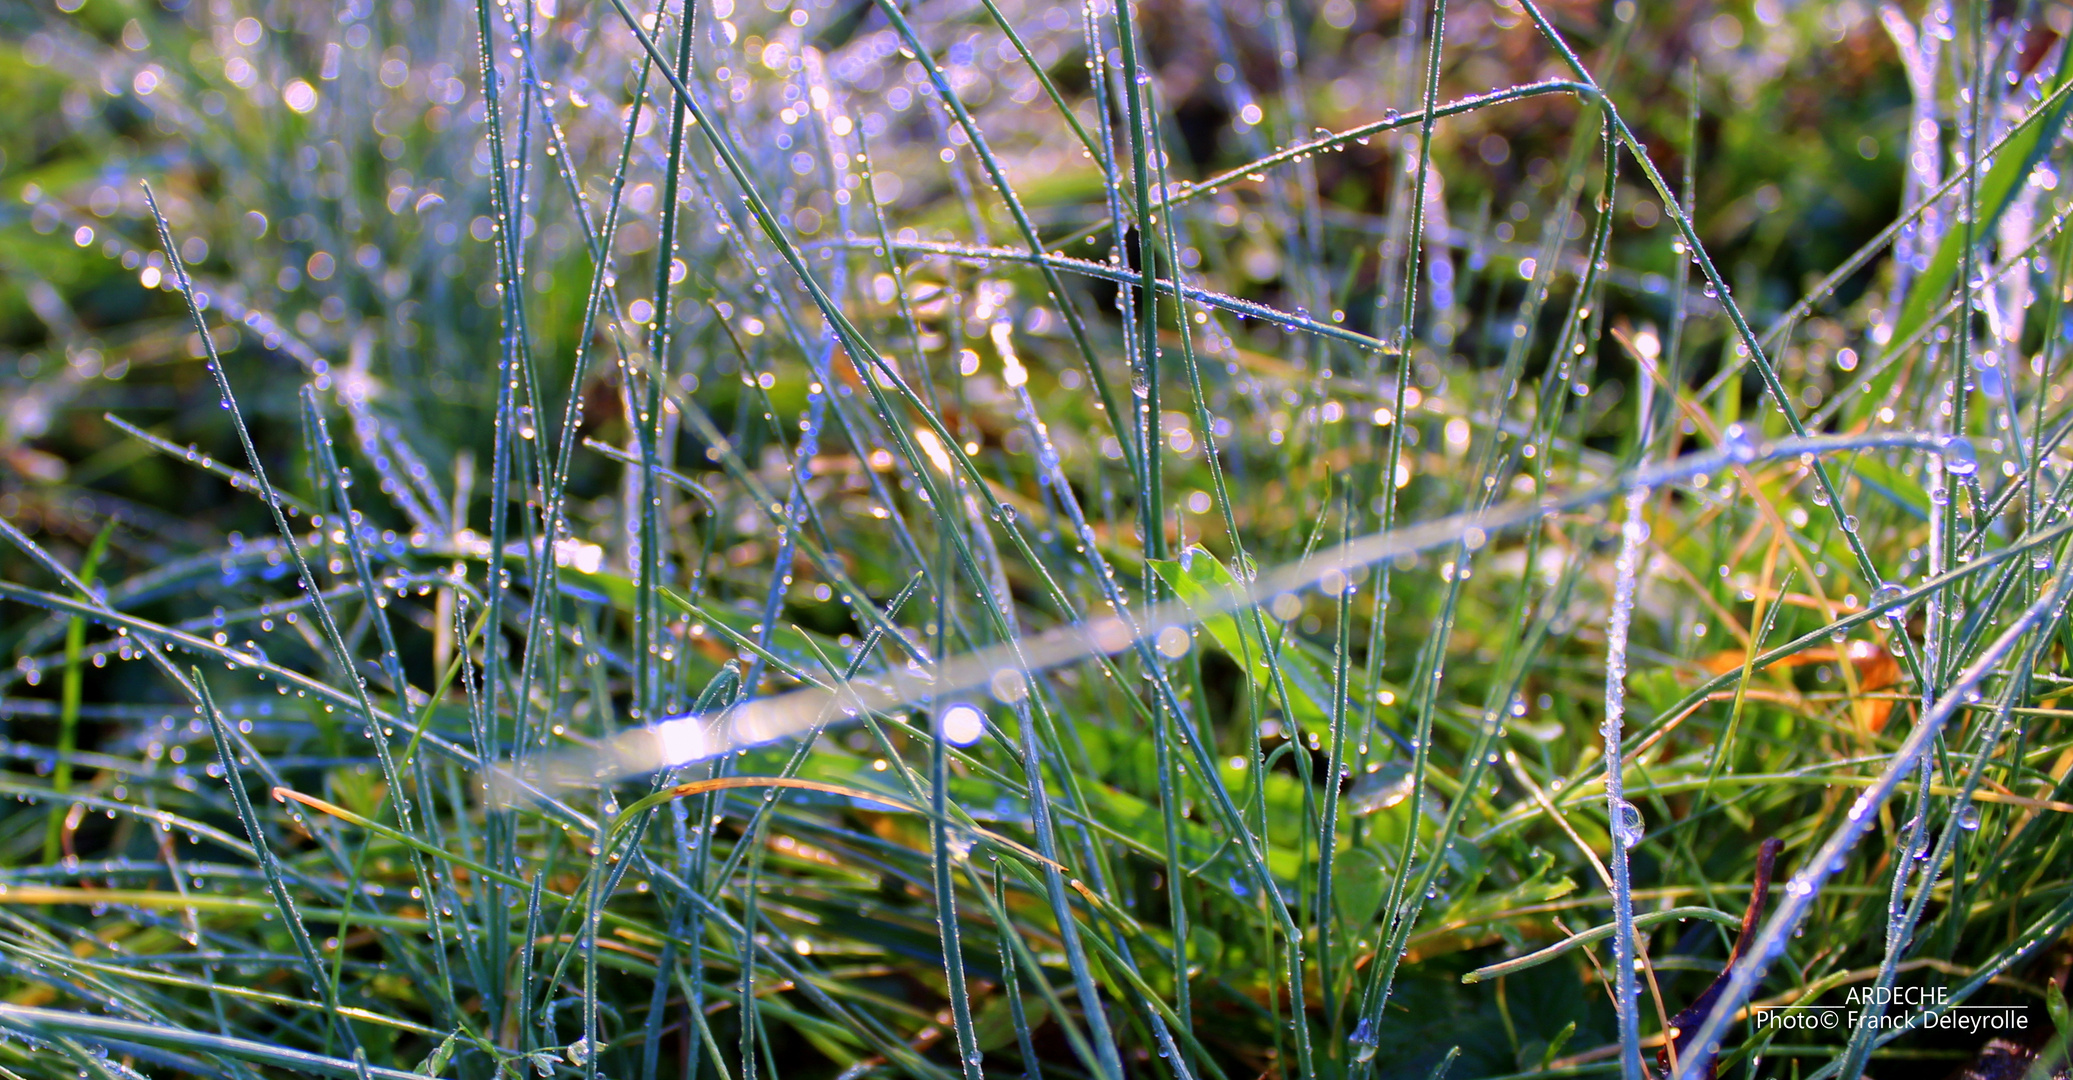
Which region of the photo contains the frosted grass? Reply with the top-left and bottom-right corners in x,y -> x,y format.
7,0 -> 2073,1077
494,429 -> 1978,794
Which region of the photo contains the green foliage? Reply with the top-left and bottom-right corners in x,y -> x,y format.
2,0 -> 2073,1079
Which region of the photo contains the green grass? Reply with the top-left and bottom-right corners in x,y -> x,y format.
2,1 -> 2073,1079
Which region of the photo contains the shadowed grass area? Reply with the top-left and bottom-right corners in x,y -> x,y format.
2,0 -> 2072,1079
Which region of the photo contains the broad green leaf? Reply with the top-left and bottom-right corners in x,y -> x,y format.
1851,454 -> 1929,521
1151,546 -> 1334,727
1891,47 -> 2073,349
1333,846 -> 1388,927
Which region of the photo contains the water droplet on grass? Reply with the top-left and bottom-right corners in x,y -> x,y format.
1942,436 -> 1978,476
1612,799 -> 1645,849
1350,1016 -> 1379,1061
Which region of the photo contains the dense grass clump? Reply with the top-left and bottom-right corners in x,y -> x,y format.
4,0 -> 2073,1078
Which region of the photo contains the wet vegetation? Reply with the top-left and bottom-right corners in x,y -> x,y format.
2,1 -> 2073,1079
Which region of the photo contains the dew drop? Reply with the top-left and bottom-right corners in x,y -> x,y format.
1722,423 -> 1759,464
1611,798 -> 1645,849
1941,436 -> 1979,476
